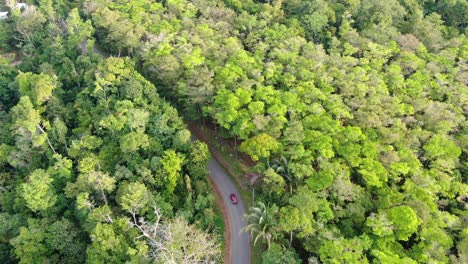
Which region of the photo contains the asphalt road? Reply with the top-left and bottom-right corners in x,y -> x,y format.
209,158 -> 251,264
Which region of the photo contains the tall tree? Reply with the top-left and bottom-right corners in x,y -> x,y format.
20,169 -> 57,213
244,202 -> 279,250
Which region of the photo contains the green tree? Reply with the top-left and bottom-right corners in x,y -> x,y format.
186,141 -> 210,180
117,181 -> 149,214
306,170 -> 334,191
263,167 -> 286,194
267,156 -> 296,194
240,133 -> 281,161
10,219 -> 48,264
278,205 -> 313,247
68,169 -> 116,206
261,243 -> 301,264
159,150 -> 185,194
358,159 -> 388,187
17,72 -> 56,106
119,132 -> 150,153
11,4 -> 47,48
423,134 -> 461,171
66,8 -> 94,51
386,206 -> 420,241
86,219 -> 145,263
9,96 -> 46,167
0,58 -> 17,108
319,236 -> 372,264
21,169 -> 57,213
44,219 -> 86,263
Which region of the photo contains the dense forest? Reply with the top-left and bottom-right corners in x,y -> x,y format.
1,0 -> 467,263
0,1 -> 222,263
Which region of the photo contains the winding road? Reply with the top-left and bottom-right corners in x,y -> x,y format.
86,42 -> 251,263
208,158 -> 251,264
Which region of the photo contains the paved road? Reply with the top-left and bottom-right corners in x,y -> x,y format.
209,158 -> 250,264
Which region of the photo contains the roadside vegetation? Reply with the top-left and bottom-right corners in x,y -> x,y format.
80,0 -> 467,262
0,0 -> 467,263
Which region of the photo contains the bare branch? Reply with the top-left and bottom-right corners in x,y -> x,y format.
36,124 -> 57,154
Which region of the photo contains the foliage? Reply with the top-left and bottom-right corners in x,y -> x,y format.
83,0 -> 465,261
0,4 -> 220,263
240,133 -> 280,161
1,0 -> 467,262
261,243 -> 301,264
244,202 -> 279,250
20,169 -> 57,213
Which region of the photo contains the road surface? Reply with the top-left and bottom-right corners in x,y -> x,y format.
209,158 -> 251,264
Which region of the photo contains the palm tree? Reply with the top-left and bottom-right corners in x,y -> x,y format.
268,156 -> 294,194
243,201 -> 278,250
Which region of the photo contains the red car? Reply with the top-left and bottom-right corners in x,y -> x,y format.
230,193 -> 238,204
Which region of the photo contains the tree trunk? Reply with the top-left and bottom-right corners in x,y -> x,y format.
234,134 -> 238,161
100,187 -> 108,205
64,141 -> 69,155
252,187 -> 255,206
289,231 -> 293,248
36,125 -> 56,154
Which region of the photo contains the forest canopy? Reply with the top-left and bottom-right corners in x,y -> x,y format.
0,2 -> 221,263
0,0 -> 467,263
